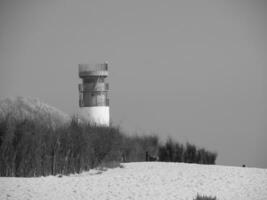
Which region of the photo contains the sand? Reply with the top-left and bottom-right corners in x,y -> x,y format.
1,162 -> 267,200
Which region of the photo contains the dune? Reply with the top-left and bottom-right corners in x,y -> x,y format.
0,162 -> 266,200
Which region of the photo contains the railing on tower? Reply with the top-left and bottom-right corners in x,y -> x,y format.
79,95 -> 109,107
78,83 -> 109,92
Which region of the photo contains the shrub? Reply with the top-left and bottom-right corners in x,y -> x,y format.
158,140 -> 217,164
193,194 -> 217,200
121,135 -> 158,162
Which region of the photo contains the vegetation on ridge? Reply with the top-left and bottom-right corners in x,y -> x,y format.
0,116 -> 217,177
0,98 -> 217,177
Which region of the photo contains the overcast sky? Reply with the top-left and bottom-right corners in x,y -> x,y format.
0,0 -> 266,168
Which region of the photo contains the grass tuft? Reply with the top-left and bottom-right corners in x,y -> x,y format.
193,194 -> 217,200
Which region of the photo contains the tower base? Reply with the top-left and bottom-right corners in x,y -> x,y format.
79,106 -> 110,126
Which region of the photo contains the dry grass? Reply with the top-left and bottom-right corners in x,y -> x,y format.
193,194 -> 217,200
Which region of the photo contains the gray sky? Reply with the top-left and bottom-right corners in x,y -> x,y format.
0,0 -> 266,168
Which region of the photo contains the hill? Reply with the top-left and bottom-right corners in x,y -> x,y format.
0,162 -> 266,200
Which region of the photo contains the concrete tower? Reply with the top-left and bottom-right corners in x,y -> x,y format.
78,63 -> 110,126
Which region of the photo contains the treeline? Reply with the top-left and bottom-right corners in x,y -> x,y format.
0,115 -> 217,177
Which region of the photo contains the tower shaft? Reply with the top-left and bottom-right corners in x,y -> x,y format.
78,63 -> 110,126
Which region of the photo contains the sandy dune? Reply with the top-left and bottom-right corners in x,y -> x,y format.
1,162 -> 267,200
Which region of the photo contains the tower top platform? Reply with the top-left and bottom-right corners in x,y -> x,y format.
79,63 -> 108,78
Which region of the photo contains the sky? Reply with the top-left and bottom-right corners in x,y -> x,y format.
0,0 -> 266,168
